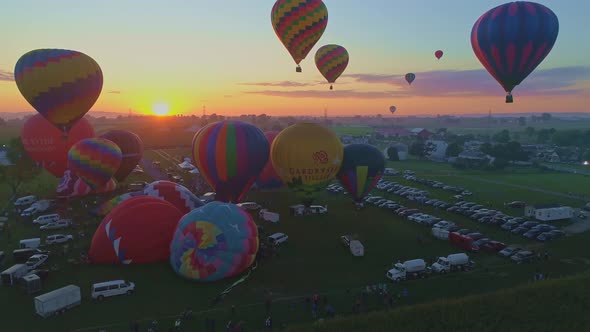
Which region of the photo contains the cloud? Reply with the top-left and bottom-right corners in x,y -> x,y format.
343,66 -> 590,98
244,89 -> 395,99
0,69 -> 14,81
108,90 -> 121,94
238,81 -> 315,87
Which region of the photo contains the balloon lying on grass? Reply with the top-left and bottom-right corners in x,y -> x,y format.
143,180 -> 204,214
56,170 -> 117,198
255,131 -> 284,190
99,130 -> 144,182
89,196 -> 184,265
337,144 -> 385,203
68,137 -> 122,190
170,201 -> 259,282
21,114 -> 95,177
94,190 -> 145,216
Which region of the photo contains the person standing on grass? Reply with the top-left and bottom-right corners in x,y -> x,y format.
265,316 -> 272,331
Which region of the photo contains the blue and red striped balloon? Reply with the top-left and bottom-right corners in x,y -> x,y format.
471,1 -> 559,103
192,121 -> 269,203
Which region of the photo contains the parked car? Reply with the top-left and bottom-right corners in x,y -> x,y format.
481,241 -> 506,252
268,233 -> 288,246
46,234 -> 73,245
236,202 -> 261,210
40,219 -> 72,231
530,224 -> 557,233
520,221 -> 540,229
498,246 -> 522,257
473,238 -> 490,247
506,201 -> 526,208
536,232 -> 555,242
548,230 -> 565,238
340,235 -> 351,247
25,254 -> 49,270
501,221 -> 520,231
523,230 -> 543,239
466,233 -> 485,241
511,250 -> 536,263
511,226 -> 529,235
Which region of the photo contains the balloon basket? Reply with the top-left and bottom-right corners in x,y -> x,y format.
330,85 -> 333,90
506,94 -> 513,103
296,66 -> 302,73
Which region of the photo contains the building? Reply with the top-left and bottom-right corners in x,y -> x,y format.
454,150 -> 493,167
427,140 -> 449,160
524,204 -> 574,222
384,143 -> 408,161
410,128 -> 433,139
463,140 -> 485,152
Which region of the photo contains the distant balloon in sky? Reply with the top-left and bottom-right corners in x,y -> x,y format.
389,106 -> 397,114
315,44 -> 349,90
471,1 -> 559,103
435,50 -> 443,60
271,0 -> 328,72
405,73 -> 415,85
14,49 -> 103,135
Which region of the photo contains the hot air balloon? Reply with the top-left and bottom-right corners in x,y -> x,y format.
405,73 -> 416,85
315,44 -> 349,90
89,196 -> 184,265
389,106 -> 397,114
56,169 -> 117,198
99,130 -> 143,182
337,144 -> 385,204
471,1 -> 559,103
271,0 -> 328,72
14,49 -> 103,135
67,137 -> 122,190
435,50 -> 444,60
94,191 -> 145,217
21,114 -> 95,177
170,201 -> 259,282
192,121 -> 269,203
143,180 -> 204,214
255,131 -> 284,189
271,123 -> 343,206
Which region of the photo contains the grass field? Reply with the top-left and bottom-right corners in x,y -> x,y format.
1,150 -> 588,331
330,126 -> 374,136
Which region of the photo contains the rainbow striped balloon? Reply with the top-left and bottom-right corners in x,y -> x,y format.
192,121 -> 269,203
315,44 -> 349,90
67,137 -> 122,190
271,0 -> 328,71
14,49 -> 103,133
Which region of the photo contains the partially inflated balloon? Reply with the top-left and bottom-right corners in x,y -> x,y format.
68,138 -> 122,190
435,50 -> 443,60
94,191 -> 145,216
56,169 -> 117,198
315,44 -> 349,90
14,49 -> 103,133
21,114 -> 95,177
471,1 -> 559,103
192,121 -> 269,203
143,180 -> 204,214
337,144 -> 385,203
271,0 -> 328,72
389,106 -> 397,114
99,130 -> 143,182
271,123 -> 343,206
256,132 -> 284,189
170,201 -> 259,282
405,73 -> 416,85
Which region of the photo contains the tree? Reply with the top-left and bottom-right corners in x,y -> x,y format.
493,130 -> 510,143
536,129 -> 554,144
409,139 -> 435,159
518,117 -> 526,126
387,146 -> 399,161
446,142 -> 463,157
541,113 -> 552,122
0,137 -> 41,200
0,117 -> 5,126
525,127 -> 536,137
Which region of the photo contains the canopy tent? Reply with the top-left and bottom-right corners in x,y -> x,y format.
178,161 -> 195,170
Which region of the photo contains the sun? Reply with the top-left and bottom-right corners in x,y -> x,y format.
152,102 -> 170,116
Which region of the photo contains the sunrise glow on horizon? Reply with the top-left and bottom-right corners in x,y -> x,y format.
0,0 -> 589,117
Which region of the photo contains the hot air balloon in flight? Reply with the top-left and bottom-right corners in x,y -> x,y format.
192,121 -> 269,203
255,131 -> 284,189
471,1 -> 559,103
271,123 -> 343,206
100,130 -> 143,182
14,49 -> 103,135
67,137 -> 122,190
435,50 -> 444,60
389,106 -> 397,114
271,0 -> 328,72
405,73 -> 416,85
337,144 -> 385,204
315,44 -> 349,90
21,114 -> 95,177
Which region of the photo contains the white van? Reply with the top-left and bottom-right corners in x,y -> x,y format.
14,195 -> 37,208
236,202 -> 261,211
20,238 -> 41,249
91,280 -> 135,300
308,205 -> 328,214
268,233 -> 288,246
33,214 -> 60,225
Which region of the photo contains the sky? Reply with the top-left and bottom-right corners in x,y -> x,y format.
0,0 -> 589,117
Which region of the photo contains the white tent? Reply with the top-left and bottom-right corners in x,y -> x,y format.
189,168 -> 200,174
349,240 -> 364,257
178,161 -> 196,169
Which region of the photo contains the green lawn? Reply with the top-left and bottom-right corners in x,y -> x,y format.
1,151 -> 590,331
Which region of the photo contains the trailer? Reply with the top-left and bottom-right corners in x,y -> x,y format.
259,209 -> 279,223
34,285 -> 81,318
1,264 -> 29,286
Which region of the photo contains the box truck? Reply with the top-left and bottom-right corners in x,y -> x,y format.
34,285 -> 81,318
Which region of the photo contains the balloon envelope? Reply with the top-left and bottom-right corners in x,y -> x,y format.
68,137 -> 122,190
14,49 -> 103,133
435,50 -> 443,60
90,196 -> 184,264
56,169 -> 117,198
337,144 -> 385,203
21,114 -> 95,177
170,201 -> 259,282
271,0 -> 328,70
192,121 -> 269,203
94,190 -> 145,216
389,106 -> 397,114
405,73 -> 416,85
255,132 -> 284,189
271,123 -> 343,206
315,45 -> 349,89
143,180 -> 204,214
471,1 -> 559,103
99,130 -> 143,182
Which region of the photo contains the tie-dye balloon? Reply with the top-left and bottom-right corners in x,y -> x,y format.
337,144 -> 385,203
169,201 -> 259,282
315,44 -> 349,90
67,137 -> 122,190
271,0 -> 328,72
14,49 -> 103,133
192,121 -> 269,203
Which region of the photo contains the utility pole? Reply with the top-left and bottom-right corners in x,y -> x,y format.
202,105 -> 206,118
